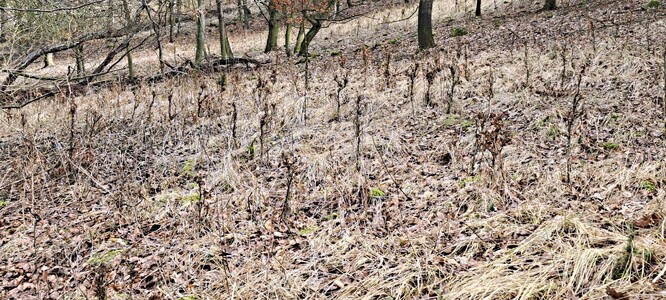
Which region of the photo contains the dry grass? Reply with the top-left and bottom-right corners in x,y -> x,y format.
2,0 -> 666,299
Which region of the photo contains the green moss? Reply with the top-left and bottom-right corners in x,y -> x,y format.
181,192 -> 201,206
370,187 -> 385,197
330,50 -> 341,56
458,176 -> 480,188
600,142 -> 620,151
182,158 -> 197,177
450,27 -> 468,37
387,38 -> 399,45
646,0 -> 661,8
298,225 -> 320,235
0,200 -> 8,208
323,213 -> 339,221
639,180 -> 657,193
88,249 -> 122,266
442,116 -> 474,129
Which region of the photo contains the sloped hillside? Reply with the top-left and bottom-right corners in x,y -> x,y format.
1,0 -> 665,299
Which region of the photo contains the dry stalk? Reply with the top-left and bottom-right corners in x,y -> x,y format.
424,63 -> 440,107
486,65 -> 494,100
303,59 -> 310,125
565,64 -> 587,184
231,101 -> 237,147
559,44 -> 567,90
130,88 -> 140,121
280,152 -> 296,222
589,21 -> 597,53
663,49 -> 666,129
406,62 -> 419,117
147,90 -> 156,123
334,73 -> 349,121
447,64 -> 458,114
196,83 -> 208,118
524,42 -> 530,88
167,89 -> 175,121
383,45 -> 392,89
355,95 -> 363,172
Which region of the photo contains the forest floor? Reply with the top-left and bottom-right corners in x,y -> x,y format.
2,0 -> 666,299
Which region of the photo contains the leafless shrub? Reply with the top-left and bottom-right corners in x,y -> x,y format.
474,111 -> 510,179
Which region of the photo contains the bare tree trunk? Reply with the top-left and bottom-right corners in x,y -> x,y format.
169,0 -> 175,42
264,1 -> 279,53
143,0 -> 164,72
75,44 -> 85,76
195,0 -> 206,66
43,53 -> 55,68
476,0 -> 482,16
294,22 -> 305,54
543,0 -> 556,10
285,21 -> 292,57
176,0 -> 183,34
217,0 -> 233,59
298,20 -> 321,57
418,0 -> 435,50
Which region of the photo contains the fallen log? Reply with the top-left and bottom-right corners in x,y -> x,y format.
0,56 -> 269,110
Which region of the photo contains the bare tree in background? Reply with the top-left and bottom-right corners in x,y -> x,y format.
418,0 -> 435,50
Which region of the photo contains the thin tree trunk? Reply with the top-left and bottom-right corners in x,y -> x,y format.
176,0 -> 182,34
418,0 -> 435,50
285,21 -> 292,57
476,0 -> 482,16
264,3 -> 279,53
169,0 -> 175,42
241,0 -> 250,28
237,0 -> 244,26
75,44 -> 85,76
217,0 -> 233,59
195,0 -> 206,66
294,22 -> 305,54
127,50 -> 135,79
43,53 -> 55,68
143,0 -> 164,72
298,20 -> 321,57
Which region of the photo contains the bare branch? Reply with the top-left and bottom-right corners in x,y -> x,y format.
0,0 -> 106,13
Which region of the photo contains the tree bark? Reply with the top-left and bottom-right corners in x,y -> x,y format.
43,53 -> 55,68
217,0 -> 233,59
294,22 -> 305,54
1,29 -> 128,91
75,44 -> 85,76
285,21 -> 292,57
475,0 -> 482,16
264,2 -> 279,53
142,0 -> 164,72
418,0 -> 435,50
176,0 -> 183,34
169,0 -> 175,42
298,20 -> 321,57
195,0 -> 206,66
